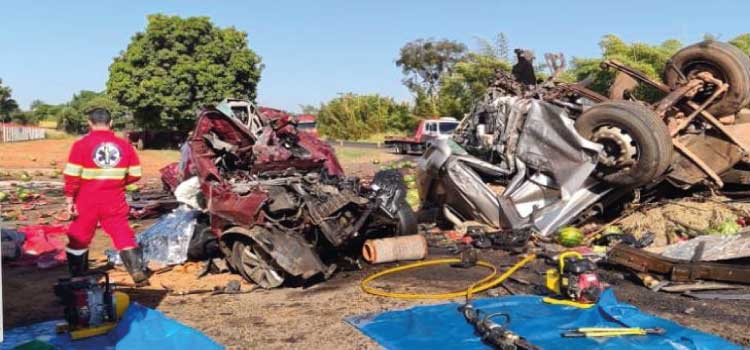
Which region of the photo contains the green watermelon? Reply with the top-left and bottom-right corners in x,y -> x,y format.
19,172 -> 32,182
406,188 -> 420,210
710,218 -> 740,236
403,174 -> 417,186
0,192 -> 8,202
558,226 -> 584,247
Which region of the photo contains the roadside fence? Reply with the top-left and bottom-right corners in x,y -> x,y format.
0,123 -> 46,143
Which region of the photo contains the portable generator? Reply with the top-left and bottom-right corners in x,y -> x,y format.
544,251 -> 604,308
53,272 -> 130,339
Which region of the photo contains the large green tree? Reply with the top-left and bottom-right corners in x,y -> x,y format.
0,78 -> 20,122
317,93 -> 416,140
396,39 -> 467,98
107,14 -> 263,131
397,35 -> 511,118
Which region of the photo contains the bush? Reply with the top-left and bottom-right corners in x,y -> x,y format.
317,93 -> 418,140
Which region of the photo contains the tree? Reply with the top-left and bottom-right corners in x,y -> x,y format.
0,78 -> 20,122
396,39 -> 467,97
561,35 -> 683,101
299,104 -> 320,115
438,53 -> 511,118
729,33 -> 750,54
107,14 -> 263,131
58,91 -> 129,134
317,93 -> 417,140
29,100 -> 63,123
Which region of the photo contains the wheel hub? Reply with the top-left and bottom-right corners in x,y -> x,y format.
592,126 -> 637,167
236,242 -> 285,289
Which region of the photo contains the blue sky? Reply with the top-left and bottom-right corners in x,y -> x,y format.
2,0 -> 750,112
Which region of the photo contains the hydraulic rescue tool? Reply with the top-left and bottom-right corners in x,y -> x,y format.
459,303 -> 540,350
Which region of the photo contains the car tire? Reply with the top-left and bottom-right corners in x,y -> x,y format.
664,40 -> 750,117
575,101 -> 673,187
231,238 -> 286,289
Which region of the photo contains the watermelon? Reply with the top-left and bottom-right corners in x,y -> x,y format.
406,188 -> 420,210
709,218 -> 740,236
558,226 -> 584,247
0,192 -> 7,202
19,172 -> 32,182
403,174 -> 417,186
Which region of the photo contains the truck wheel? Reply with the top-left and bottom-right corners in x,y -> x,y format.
664,40 -> 750,117
232,238 -> 285,289
575,101 -> 673,187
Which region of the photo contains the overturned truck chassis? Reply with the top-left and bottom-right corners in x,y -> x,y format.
419,40 -> 750,236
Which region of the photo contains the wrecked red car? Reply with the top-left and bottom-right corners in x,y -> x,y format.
164,99 -> 416,288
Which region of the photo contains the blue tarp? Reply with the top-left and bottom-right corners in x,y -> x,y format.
347,289 -> 744,350
2,303 -> 223,350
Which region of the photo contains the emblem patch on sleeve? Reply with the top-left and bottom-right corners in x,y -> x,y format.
92,142 -> 122,168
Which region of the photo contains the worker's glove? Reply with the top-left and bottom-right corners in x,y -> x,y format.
65,197 -> 77,217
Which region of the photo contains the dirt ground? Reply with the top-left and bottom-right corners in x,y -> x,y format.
2,139 -> 750,349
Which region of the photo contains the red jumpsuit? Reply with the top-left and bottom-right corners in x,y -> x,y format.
63,130 -> 142,251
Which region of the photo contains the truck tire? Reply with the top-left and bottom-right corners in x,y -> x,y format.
664,40 -> 750,117
575,101 -> 673,187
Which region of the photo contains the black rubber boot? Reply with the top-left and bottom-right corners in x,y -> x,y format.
66,249 -> 89,276
119,247 -> 151,286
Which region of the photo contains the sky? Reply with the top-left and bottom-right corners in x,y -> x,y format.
2,0 -> 750,112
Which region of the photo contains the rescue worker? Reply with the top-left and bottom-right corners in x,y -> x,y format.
62,108 -> 150,285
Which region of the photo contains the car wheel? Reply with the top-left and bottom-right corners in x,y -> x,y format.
575,101 -> 673,187
232,239 -> 285,289
664,40 -> 750,117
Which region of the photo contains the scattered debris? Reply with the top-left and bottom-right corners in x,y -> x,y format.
684,292 -> 750,300
661,233 -> 750,261
107,205 -> 201,266
608,243 -> 750,284
660,282 -> 742,293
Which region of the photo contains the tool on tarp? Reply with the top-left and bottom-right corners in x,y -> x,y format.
543,251 -> 604,308
459,303 -> 541,350
53,271 -> 130,339
562,327 -> 666,338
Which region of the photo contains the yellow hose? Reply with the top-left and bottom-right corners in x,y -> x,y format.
361,254 -> 536,300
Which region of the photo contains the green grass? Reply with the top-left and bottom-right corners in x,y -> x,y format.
334,148 -> 372,161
